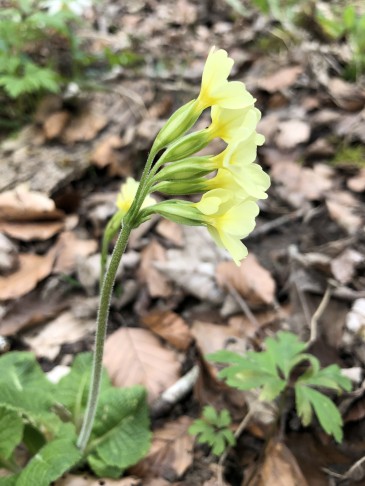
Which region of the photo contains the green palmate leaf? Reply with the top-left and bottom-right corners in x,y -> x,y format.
16,424 -> 82,486
264,331 -> 308,379
0,475 -> 18,486
0,405 -> 23,460
295,385 -> 344,442
87,386 -> 151,478
298,364 -> 352,393
54,352 -> 112,429
0,352 -> 59,433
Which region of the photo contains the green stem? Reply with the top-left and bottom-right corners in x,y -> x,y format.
77,221 -> 132,451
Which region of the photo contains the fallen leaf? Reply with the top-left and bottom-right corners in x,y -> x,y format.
0,220 -> 64,241
248,440 -> 308,486
330,248 -> 363,284
23,311 -> 95,360
191,320 -> 246,356
55,475 -> 140,485
216,254 -> 276,307
90,134 -> 123,168
0,248 -> 56,301
0,233 -> 18,274
139,239 -> 172,298
328,78 -> 365,112
62,106 -> 108,144
103,328 -> 180,402
275,120 -> 310,150
156,219 -> 184,247
326,191 -> 362,234
43,111 -> 70,139
348,168 -> 365,193
0,184 -> 63,221
131,416 -> 194,480
52,231 -> 98,274
142,310 -> 193,350
257,65 -> 303,93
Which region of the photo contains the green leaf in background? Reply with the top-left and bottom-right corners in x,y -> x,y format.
0,352 -> 59,433
0,405 -> 23,461
0,475 -> 19,486
295,385 -> 344,442
87,386 -> 151,478
16,424 -> 82,486
264,331 -> 308,379
54,352 -> 112,430
298,364 -> 352,393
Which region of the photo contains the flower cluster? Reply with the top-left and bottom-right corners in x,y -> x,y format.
114,47 -> 270,265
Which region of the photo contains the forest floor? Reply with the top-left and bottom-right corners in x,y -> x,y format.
1,0 -> 365,485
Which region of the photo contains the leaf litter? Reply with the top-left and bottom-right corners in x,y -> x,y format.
1,0 -> 365,484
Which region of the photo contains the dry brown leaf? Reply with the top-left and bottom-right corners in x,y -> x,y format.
0,247 -> 56,301
55,475 -> 139,486
249,440 -> 308,486
191,320 -> 245,356
0,233 -> 17,274
330,248 -> 363,284
0,220 -> 64,241
131,416 -> 194,480
43,111 -> 70,139
103,327 -> 180,402
156,219 -> 184,247
0,185 -> 63,221
275,120 -> 310,150
257,66 -> 302,93
348,168 -> 365,193
90,134 -> 123,168
62,107 -> 108,144
328,78 -> 365,111
216,254 -> 276,307
142,310 -> 193,350
52,231 -> 97,274
23,311 -> 95,360
326,191 -> 362,234
139,239 -> 172,298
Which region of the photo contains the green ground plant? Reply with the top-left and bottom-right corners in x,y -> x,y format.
0,352 -> 150,485
208,331 -> 352,442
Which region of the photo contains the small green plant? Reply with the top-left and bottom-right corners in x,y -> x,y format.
0,352 -> 150,484
189,406 -> 236,456
208,331 -> 352,442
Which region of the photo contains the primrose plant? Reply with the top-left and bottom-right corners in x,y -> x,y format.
0,48 -> 270,484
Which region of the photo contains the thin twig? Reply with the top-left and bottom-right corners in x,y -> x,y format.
248,208 -> 305,239
308,283 -> 333,345
227,284 -> 260,329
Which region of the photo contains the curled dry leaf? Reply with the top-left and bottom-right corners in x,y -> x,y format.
328,78 -> 365,112
330,248 -> 363,284
61,106 -> 108,144
216,254 -> 276,307
131,416 -> 194,481
191,320 -> 246,356
247,440 -> 308,486
90,134 -> 123,169
52,231 -> 98,274
257,65 -> 303,93
142,310 -> 193,351
275,120 -> 310,150
0,184 -> 63,221
326,191 -> 362,234
43,111 -> 70,140
0,220 -> 64,241
0,247 -> 57,301
23,311 -> 95,360
103,327 -> 180,402
156,219 -> 184,247
139,239 -> 173,298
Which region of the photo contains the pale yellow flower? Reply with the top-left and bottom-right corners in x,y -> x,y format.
207,105 -> 262,144
196,47 -> 255,111
194,189 -> 259,265
116,177 -> 155,216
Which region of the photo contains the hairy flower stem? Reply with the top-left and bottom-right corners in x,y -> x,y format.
77,221 -> 132,451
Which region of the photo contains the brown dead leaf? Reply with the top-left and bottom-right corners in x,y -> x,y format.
55,475 -> 139,486
90,134 -> 123,168
326,191 -> 362,234
139,239 -> 172,298
0,220 -> 64,241
0,233 -> 17,275
330,248 -> 363,284
248,440 -> 308,486
156,219 -> 184,247
0,185 -> 63,221
52,231 -> 97,274
216,254 -> 276,307
257,65 -> 302,93
348,168 -> 365,193
328,78 -> 365,111
0,247 -> 56,301
43,111 -> 70,139
275,120 -> 310,150
62,106 -> 107,144
131,416 -> 194,480
191,320 -> 246,356
23,311 -> 95,360
103,328 -> 180,402
142,310 -> 193,351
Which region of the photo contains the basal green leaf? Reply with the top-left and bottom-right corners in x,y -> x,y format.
295,385 -> 343,442
87,453 -> 123,479
298,364 -> 352,393
203,405 -> 218,423
0,405 -> 23,460
87,386 -> 150,476
265,331 -> 307,379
